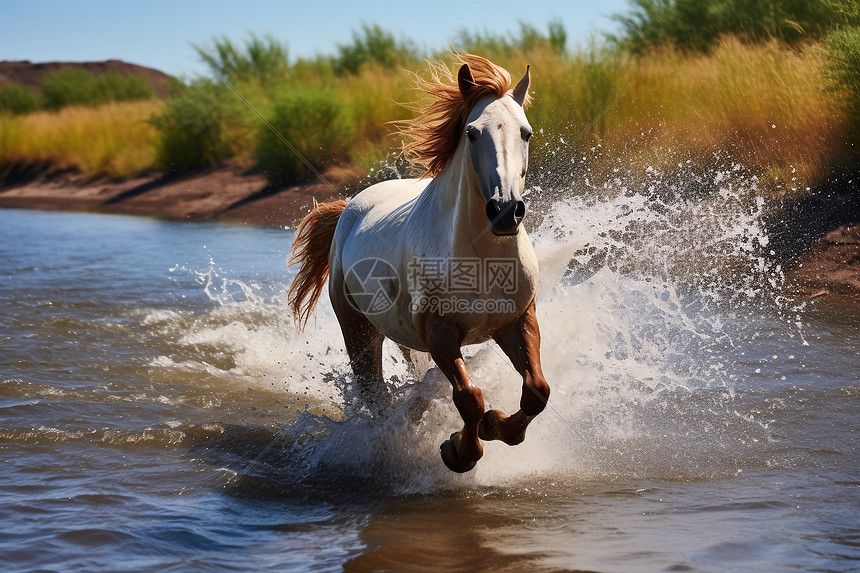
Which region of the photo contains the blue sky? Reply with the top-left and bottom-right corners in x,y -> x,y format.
0,0 -> 628,78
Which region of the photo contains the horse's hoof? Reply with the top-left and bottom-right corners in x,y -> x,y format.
440,432 -> 477,473
478,409 -> 504,441
478,409 -> 527,445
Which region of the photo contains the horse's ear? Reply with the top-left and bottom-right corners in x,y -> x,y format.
512,65 -> 530,107
458,64 -> 476,96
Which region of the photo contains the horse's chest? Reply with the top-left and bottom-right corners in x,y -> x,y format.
406,253 -> 537,343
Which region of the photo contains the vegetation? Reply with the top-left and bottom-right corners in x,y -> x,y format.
41,68 -> 155,109
0,100 -> 160,178
610,0 -> 860,53
150,32 -> 414,181
147,80 -> 240,171
0,4 -> 857,189
0,83 -> 42,114
824,26 -> 860,144
256,89 -> 354,181
455,20 -> 568,57
194,33 -> 290,85
332,23 -> 418,75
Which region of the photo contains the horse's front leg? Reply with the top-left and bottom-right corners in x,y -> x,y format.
423,317 -> 484,473
480,299 -> 551,445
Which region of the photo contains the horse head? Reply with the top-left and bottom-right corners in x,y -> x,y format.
460,64 -> 532,236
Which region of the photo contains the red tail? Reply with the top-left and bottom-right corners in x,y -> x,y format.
287,200 -> 348,328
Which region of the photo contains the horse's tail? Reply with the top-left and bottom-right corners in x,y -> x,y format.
287,199 -> 348,328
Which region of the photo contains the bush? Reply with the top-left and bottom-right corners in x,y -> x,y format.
610,0 -> 860,54
42,68 -> 100,108
333,23 -> 418,75
97,72 -> 155,102
194,34 -> 289,85
255,89 -> 354,182
42,68 -> 155,109
825,26 -> 860,141
149,81 -> 240,170
0,83 -> 41,114
454,20 -> 569,59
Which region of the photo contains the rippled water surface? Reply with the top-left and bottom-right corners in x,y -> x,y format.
0,203 -> 857,572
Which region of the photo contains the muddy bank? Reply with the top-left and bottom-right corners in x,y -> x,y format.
768,177 -> 860,303
0,166 -> 342,227
788,225 -> 860,303
1,165 -> 857,301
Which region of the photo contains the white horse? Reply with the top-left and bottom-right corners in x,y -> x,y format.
288,54 -> 550,473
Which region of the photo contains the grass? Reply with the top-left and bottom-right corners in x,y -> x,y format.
610,0 -> 860,54
824,26 -> 860,143
0,100 -> 162,179
610,38 -> 844,197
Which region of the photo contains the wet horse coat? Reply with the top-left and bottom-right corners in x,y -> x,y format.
289,55 -> 550,472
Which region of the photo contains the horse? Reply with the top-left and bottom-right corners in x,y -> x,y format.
287,54 -> 550,473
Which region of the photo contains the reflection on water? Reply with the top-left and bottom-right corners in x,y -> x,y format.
0,204 -> 857,572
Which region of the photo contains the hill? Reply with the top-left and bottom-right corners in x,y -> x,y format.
0,59 -> 173,98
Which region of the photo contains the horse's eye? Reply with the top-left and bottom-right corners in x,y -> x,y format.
521,127 -> 533,142
466,127 -> 478,142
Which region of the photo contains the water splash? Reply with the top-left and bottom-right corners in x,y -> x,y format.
143,150 -> 812,494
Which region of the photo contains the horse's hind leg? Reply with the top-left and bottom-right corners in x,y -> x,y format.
480,299 -> 551,445
330,277 -> 388,415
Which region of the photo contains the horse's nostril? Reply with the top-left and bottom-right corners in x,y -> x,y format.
486,200 -> 502,221
486,199 -> 525,235
514,201 -> 526,221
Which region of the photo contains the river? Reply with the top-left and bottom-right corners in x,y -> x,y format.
0,191 -> 857,571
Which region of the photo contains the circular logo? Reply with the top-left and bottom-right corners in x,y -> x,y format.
344,257 -> 400,315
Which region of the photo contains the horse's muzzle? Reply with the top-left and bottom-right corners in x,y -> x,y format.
486,199 -> 526,236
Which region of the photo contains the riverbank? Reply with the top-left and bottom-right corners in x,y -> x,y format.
790,225 -> 860,303
0,165 -> 857,302
0,165 -> 342,227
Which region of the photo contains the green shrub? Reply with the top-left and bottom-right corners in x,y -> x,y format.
825,26 -> 860,141
97,71 -> 155,102
42,68 -> 100,108
0,83 -> 41,114
42,68 -> 155,109
453,20 -> 570,59
332,23 -> 418,75
194,34 -> 289,85
149,81 -> 240,170
610,0 -> 860,54
255,89 -> 354,182
577,49 -> 624,138
548,19 -> 568,55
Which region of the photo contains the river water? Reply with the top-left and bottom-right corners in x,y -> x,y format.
1,179 -> 858,571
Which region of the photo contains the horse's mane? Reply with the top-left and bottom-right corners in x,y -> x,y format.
397,54 -> 527,177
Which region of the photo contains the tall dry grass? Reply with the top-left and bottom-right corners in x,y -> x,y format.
617,38 -> 844,195
0,100 -> 162,178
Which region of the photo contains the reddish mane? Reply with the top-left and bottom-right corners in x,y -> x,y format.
397,54 -> 525,177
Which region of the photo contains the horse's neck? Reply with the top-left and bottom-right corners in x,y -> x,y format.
421,140 -> 511,258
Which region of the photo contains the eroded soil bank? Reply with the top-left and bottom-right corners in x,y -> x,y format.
0,165 -> 341,227
0,165 -> 857,303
